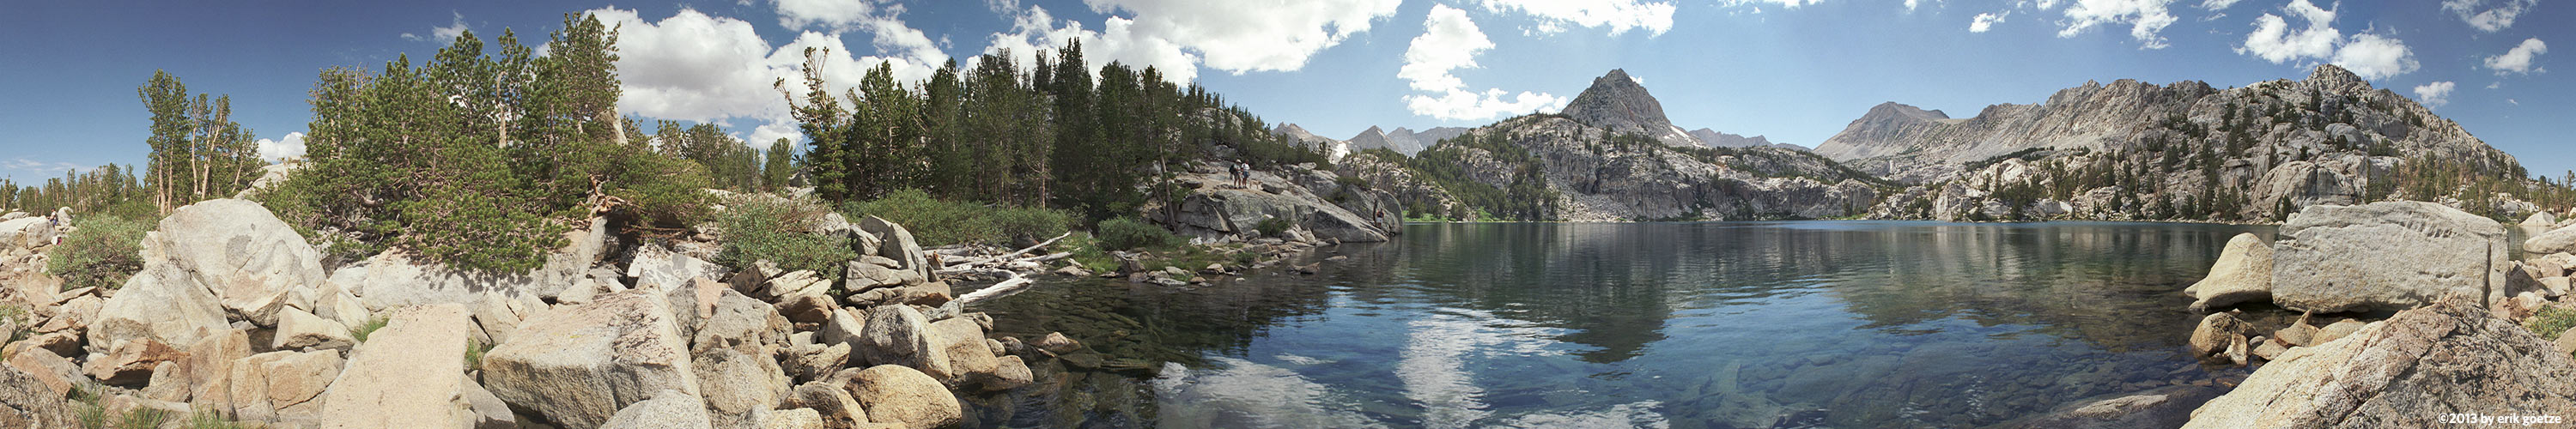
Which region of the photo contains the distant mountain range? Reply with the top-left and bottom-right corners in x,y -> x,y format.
1279,64 -> 2555,222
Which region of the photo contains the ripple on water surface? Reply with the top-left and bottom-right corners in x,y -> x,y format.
969,221 -> 2273,428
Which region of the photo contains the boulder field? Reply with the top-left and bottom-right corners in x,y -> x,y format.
0,198 -> 1072,428
2173,201 -> 2576,426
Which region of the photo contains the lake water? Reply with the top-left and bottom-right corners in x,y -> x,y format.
967,221 -> 2280,428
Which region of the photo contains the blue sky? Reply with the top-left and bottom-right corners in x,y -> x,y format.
2,0 -> 2567,182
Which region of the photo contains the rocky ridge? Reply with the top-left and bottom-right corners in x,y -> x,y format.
1268,124 -> 1350,163
1346,126 -> 1468,157
1845,64 -> 2542,222
1380,69 -> 1885,221
1686,128 -> 1806,151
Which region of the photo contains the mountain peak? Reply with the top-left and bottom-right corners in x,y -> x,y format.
2305,63 -> 2371,93
1868,102 -> 1949,121
1561,69 -> 1695,146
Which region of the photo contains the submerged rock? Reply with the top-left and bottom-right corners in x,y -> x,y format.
2183,293 -> 2576,427
1991,384 -> 2227,429
2187,312 -> 2251,364
2185,233 -> 2273,312
2269,202 -> 2507,313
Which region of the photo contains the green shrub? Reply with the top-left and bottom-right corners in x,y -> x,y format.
184,411 -> 247,429
115,408 -> 169,429
845,189 -> 1072,247
1255,217 -> 1291,238
2529,306 -> 2576,341
718,196 -> 858,282
465,337 -> 490,370
1095,217 -> 1178,251
46,215 -> 151,290
350,316 -> 389,343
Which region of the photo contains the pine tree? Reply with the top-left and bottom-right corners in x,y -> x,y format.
762,138 -> 796,190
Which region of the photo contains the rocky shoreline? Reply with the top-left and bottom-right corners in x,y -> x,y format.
0,196 -> 1143,428
2017,201 -> 2576,427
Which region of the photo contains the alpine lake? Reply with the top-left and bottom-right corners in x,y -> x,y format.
961,221 -> 2303,428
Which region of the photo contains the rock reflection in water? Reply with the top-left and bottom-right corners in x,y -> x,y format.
971,221 -> 2273,427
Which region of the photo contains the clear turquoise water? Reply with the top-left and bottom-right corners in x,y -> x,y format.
968,221 -> 2277,428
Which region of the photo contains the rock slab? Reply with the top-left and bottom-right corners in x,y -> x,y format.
2183,293 -> 2576,428
2269,202 -> 2507,313
318,304 -> 475,429
483,289 -> 700,429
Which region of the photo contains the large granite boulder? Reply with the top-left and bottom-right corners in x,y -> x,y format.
84,338 -> 184,386
858,215 -> 932,280
483,290 -> 700,429
274,307 -> 355,352
149,199 -> 328,324
87,260 -> 231,354
2524,211 -> 2561,228
598,390 -> 714,429
857,305 -> 952,380
2527,225 -> 2576,255
848,365 -> 961,429
2185,233 -> 2273,312
224,349 -> 346,423
0,217 -> 50,251
629,242 -> 729,294
145,328 -> 252,408
0,365 -> 76,428
2269,202 -> 2507,313
316,304 -> 477,429
2182,293 -> 2576,427
694,347 -> 787,429
332,218 -> 609,308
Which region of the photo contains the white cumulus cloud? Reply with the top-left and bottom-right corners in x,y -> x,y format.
2484,38 -> 2547,75
1399,4 -> 1566,121
2056,0 -> 2179,49
1971,11 -> 2010,33
2330,33 -> 2417,80
2442,0 -> 2536,33
402,11 -> 471,42
587,7 -> 945,148
2199,0 -> 2241,9
772,0 -> 884,31
979,0 -> 1398,82
256,132 -> 307,163
981,6 -> 1200,83
2234,0 -> 2418,81
1087,0 -> 1402,73
2237,0 -> 2338,63
2412,81 -> 2455,108
1717,0 -> 1828,9
1473,0 -> 1678,36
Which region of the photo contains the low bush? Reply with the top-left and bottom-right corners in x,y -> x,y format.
718,196 -> 857,281
2529,305 -> 2576,342
845,189 -> 1072,247
350,316 -> 389,343
46,215 -> 151,290
1255,217 -> 1291,238
1095,216 -> 1178,251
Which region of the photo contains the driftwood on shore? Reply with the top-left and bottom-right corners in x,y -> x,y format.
938,232 -> 1070,274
